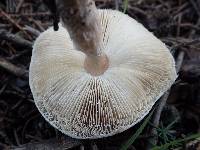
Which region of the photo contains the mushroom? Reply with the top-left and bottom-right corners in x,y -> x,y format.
29,0 -> 177,139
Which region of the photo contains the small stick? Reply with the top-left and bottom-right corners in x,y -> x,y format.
30,19 -> 45,32
0,57 -> 28,78
10,137 -> 81,150
128,6 -> 147,17
176,51 -> 185,72
0,30 -> 32,49
6,0 -> 16,13
13,129 -> 20,146
176,14 -> 182,37
0,12 -> 51,18
23,25 -> 41,37
0,10 -> 31,39
15,0 -> 24,13
189,0 -> 200,17
146,91 -> 170,149
91,142 -> 99,150
115,0 -> 120,10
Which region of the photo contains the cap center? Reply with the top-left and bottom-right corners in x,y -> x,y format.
84,53 -> 109,76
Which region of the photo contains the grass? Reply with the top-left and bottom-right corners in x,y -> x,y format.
156,118 -> 178,145
123,0 -> 129,13
120,109 -> 155,150
152,133 -> 200,150
120,109 -> 200,150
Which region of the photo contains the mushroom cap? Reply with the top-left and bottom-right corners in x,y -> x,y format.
29,9 -> 177,139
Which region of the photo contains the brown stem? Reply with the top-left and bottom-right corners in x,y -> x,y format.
56,0 -> 101,56
56,0 -> 109,76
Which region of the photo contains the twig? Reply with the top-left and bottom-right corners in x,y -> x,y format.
161,37 -> 200,49
115,0 -> 120,10
13,130 -> 20,146
179,23 -> 200,30
15,0 -> 24,13
0,12 -> 51,18
23,25 -> 40,37
91,143 -> 99,150
29,19 -> 45,32
172,38 -> 200,49
10,137 -> 81,150
189,18 -> 200,38
6,0 -> 16,13
0,57 -> 28,78
146,51 -> 185,149
146,91 -> 170,149
176,51 -> 185,72
176,14 -> 182,37
189,0 -> 200,17
0,30 -> 32,49
0,23 -> 11,28
0,9 -> 31,39
128,6 -> 147,17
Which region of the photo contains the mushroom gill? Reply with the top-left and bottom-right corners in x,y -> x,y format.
29,9 -> 177,139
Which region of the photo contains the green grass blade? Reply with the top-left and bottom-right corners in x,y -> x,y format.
166,118 -> 178,130
123,0 -> 129,13
152,133 -> 200,150
120,109 -> 155,150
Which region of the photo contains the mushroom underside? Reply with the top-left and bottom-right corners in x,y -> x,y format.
29,9 -> 177,139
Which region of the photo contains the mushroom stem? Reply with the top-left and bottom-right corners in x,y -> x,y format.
56,0 -> 109,75
56,0 -> 102,56
84,53 -> 109,76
